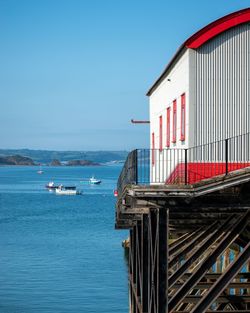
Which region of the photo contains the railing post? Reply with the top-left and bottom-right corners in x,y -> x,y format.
134,149 -> 138,184
225,139 -> 228,175
185,149 -> 188,185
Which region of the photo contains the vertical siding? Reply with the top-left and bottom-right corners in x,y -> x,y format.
194,23 -> 250,146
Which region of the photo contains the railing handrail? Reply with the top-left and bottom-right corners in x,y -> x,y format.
135,131 -> 250,152
117,132 -> 250,195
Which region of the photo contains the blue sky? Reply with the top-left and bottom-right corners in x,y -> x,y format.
0,0 -> 249,150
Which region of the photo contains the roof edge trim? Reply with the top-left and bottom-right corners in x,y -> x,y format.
185,8 -> 250,48
146,8 -> 250,96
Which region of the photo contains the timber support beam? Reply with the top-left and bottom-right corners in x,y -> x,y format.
117,182 -> 250,312
129,208 -> 168,313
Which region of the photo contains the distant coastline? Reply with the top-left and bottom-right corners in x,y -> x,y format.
0,155 -> 35,166
0,155 -> 101,166
0,149 -> 127,166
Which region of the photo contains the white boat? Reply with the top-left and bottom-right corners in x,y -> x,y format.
89,176 -> 101,185
55,185 -> 81,195
37,165 -> 43,174
45,181 -> 59,191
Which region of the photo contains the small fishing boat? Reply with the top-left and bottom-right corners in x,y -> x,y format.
55,185 -> 81,195
45,181 -> 59,190
89,176 -> 101,185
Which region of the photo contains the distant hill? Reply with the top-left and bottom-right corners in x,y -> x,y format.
0,149 -> 128,165
50,159 -> 61,166
0,155 -> 35,166
66,160 -> 100,166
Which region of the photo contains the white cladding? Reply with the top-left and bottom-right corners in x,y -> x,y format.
193,23 -> 250,146
150,23 -> 250,149
149,49 -> 191,150
149,50 -> 190,183
149,22 -> 250,183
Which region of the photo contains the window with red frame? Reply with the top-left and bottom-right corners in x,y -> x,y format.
181,93 -> 186,141
159,115 -> 163,151
172,100 -> 177,143
166,107 -> 170,147
152,132 -> 155,165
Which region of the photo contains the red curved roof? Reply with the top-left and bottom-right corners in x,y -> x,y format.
147,8 -> 250,96
185,8 -> 250,48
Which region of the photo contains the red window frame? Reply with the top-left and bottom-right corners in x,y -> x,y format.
166,107 -> 170,147
159,115 -> 163,151
172,100 -> 177,143
181,93 -> 186,141
152,132 -> 155,165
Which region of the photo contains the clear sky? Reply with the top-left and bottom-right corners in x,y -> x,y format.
0,0 -> 249,150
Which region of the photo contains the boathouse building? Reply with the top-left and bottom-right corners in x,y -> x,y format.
116,9 -> 250,313
148,8 -> 250,183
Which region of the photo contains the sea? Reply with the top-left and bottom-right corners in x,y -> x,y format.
0,165 -> 128,313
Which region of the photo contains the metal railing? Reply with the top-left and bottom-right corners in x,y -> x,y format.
117,132 -> 250,195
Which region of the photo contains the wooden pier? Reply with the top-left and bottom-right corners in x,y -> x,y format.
116,166 -> 250,312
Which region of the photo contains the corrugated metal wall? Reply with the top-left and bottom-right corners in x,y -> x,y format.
194,23 -> 250,146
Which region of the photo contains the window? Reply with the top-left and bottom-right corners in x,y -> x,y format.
166,107 -> 170,147
181,93 -> 186,141
152,132 -> 155,165
172,100 -> 177,143
159,115 -> 163,151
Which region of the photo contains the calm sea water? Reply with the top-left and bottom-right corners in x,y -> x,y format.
0,165 -> 128,313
